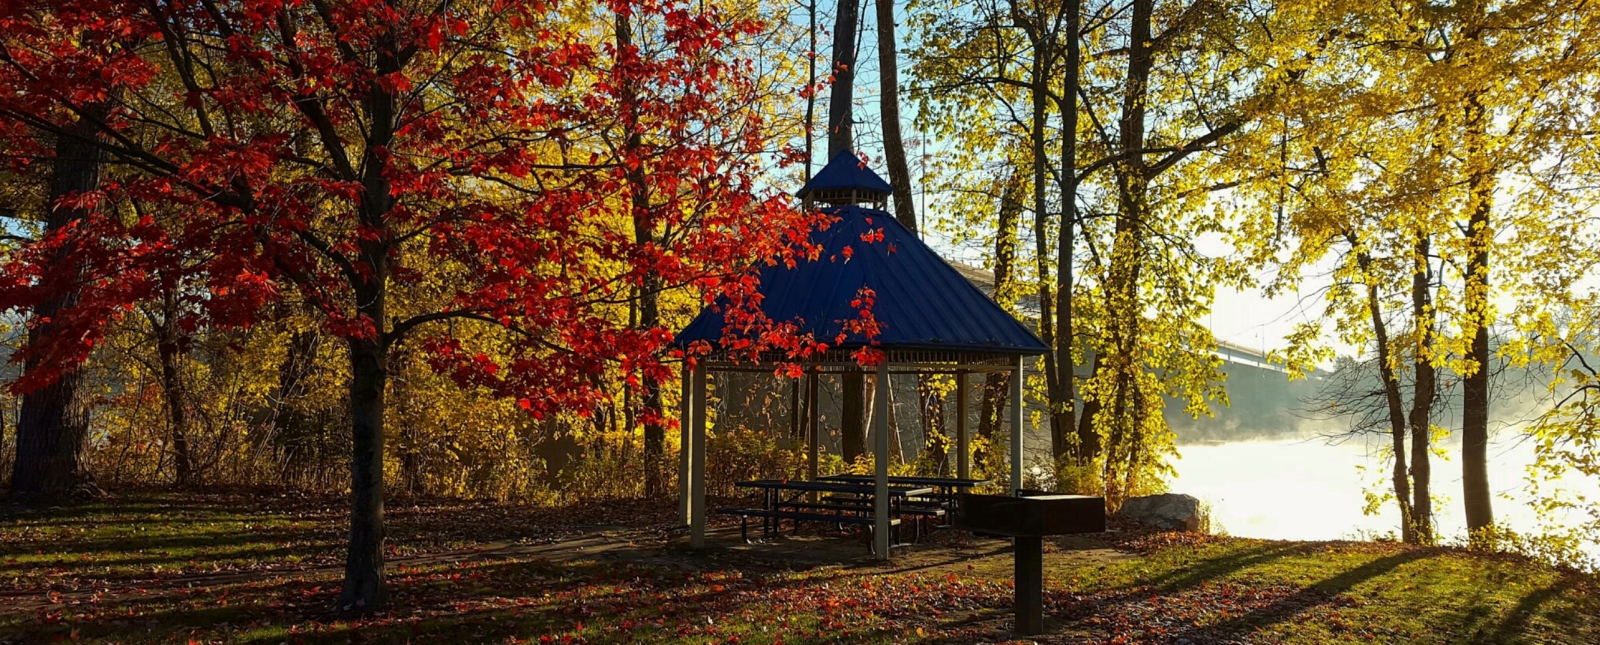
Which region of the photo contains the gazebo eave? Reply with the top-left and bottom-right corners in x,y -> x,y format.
693,346 -> 1044,373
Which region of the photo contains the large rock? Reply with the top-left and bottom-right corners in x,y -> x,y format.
1117,493 -> 1205,532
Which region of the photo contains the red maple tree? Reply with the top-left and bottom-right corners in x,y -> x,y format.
0,0 -> 822,611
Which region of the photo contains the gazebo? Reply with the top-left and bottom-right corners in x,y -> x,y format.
673,152 -> 1050,558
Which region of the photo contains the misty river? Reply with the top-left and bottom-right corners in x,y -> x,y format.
1170,434 -> 1600,557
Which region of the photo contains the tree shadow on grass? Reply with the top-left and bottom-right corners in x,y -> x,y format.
1133,542 -> 1305,595
1477,580 -> 1568,645
1172,549 -> 1431,643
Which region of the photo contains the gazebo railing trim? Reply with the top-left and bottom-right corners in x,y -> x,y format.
694,347 -> 1035,369
700,362 -> 1020,374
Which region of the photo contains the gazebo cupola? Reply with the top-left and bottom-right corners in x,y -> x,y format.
799,151 -> 894,210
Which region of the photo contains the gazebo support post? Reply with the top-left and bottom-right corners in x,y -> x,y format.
690,364 -> 708,548
955,370 -> 968,480
872,364 -> 891,560
1010,356 -> 1024,495
678,362 -> 693,525
807,373 -> 820,484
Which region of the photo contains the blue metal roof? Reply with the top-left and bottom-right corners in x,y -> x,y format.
797,152 -> 894,197
674,204 -> 1049,356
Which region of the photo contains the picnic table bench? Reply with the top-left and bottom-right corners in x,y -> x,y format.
820,474 -> 989,530
718,479 -> 934,554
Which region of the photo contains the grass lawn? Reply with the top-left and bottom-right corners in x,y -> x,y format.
1,493 -> 1595,644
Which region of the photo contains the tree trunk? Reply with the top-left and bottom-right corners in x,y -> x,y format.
1461,113 -> 1494,540
340,334 -> 388,613
826,0 -> 860,157
1408,234 -> 1435,544
155,281 -> 193,488
804,0 -> 818,179
1058,0 -> 1087,466
828,0 -> 863,452
874,0 -> 915,232
338,36 -> 400,614
11,106 -> 107,501
978,169 -> 1023,475
1097,0 -> 1152,504
1356,243 -> 1413,543
1074,355 -> 1103,466
616,10 -> 667,499
916,378 -> 947,472
1026,29 -> 1064,462
871,0 -> 944,466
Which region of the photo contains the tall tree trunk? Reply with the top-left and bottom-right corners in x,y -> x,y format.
830,0 -> 864,460
338,36 -> 400,614
1408,234 -> 1436,544
977,170 -> 1023,475
11,105 -> 107,500
869,0 -> 940,468
1461,96 -> 1494,540
827,0 -> 860,157
616,11 -> 667,499
1073,355 -> 1103,467
1354,241 -> 1413,543
1057,0 -> 1085,466
341,332 -> 388,612
1026,27 -> 1063,462
155,278 -> 193,488
1100,0 -> 1153,504
916,378 -> 948,472
805,0 -> 818,179
874,0 -> 915,233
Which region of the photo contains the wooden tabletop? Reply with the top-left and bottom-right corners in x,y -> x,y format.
820,474 -> 989,488
735,479 -> 935,497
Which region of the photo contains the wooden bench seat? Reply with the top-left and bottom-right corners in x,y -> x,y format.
776,500 -> 875,514
714,507 -> 902,553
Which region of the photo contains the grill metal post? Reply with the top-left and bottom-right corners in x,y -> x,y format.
1014,536 -> 1044,635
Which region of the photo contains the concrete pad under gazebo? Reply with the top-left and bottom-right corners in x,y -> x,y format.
671,152 -> 1050,559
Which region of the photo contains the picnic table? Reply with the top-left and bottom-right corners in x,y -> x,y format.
718,479 -> 935,553
818,473 -> 988,495
818,474 -> 989,515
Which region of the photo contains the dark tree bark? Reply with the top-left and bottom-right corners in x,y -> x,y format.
1057,0 -> 1086,467
830,0 -> 864,460
1352,238 -> 1414,543
977,171 -> 1023,474
337,35 -> 401,614
616,11 -> 668,498
871,0 -> 943,468
1024,17 -> 1063,462
1096,0 -> 1154,503
874,0 -> 915,233
804,0 -> 817,179
1408,234 -> 1436,544
340,332 -> 388,613
826,0 -> 860,157
154,276 -> 194,487
11,107 -> 106,501
1461,108 -> 1494,540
